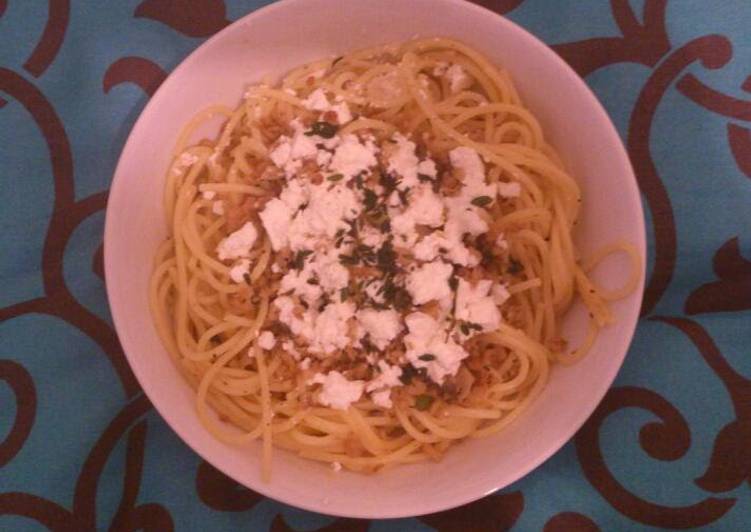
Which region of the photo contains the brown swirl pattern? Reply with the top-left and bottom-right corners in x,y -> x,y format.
1,0 -> 750,529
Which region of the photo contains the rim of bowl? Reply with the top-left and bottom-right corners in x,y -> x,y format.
105,0 -> 646,518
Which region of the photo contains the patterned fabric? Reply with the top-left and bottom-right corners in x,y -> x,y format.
1,1 -> 750,530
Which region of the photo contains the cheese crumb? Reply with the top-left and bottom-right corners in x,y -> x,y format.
357,309 -> 403,350
216,222 -> 258,260
406,261 -> 453,305
329,134 -> 378,180
446,64 -> 473,93
492,283 -> 511,306
257,331 -> 276,350
310,371 -> 364,410
228,259 -> 250,283
455,279 -> 502,334
498,181 -> 521,198
403,312 -> 469,384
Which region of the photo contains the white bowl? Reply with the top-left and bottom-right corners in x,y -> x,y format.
105,0 -> 645,518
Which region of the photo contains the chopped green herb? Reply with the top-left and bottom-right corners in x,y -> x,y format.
363,189 -> 378,211
471,195 -> 493,207
243,272 -> 251,284
399,365 -> 417,384
338,253 -> 359,266
419,353 -> 436,361
448,275 -> 459,291
291,249 -> 314,270
306,277 -> 319,285
417,173 -> 434,183
379,171 -> 399,195
414,394 -> 434,411
327,173 -> 344,182
345,221 -> 357,240
354,173 -> 365,189
459,321 -> 482,335
376,240 -> 397,273
305,121 -> 338,138
476,234 -> 494,267
392,286 -> 413,311
360,335 -> 376,353
365,206 -> 389,228
340,286 -> 350,301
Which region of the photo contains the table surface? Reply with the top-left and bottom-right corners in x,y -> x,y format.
1,1 -> 750,530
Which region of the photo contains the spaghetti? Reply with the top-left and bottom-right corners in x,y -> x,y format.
149,37 -> 640,477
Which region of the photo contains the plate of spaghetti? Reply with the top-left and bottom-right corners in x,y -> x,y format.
105,0 -> 645,518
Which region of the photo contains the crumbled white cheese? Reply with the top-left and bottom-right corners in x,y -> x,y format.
303,88 -> 353,124
331,461 -> 342,472
316,150 -> 332,167
413,233 -> 448,262
446,64 -> 473,93
405,260 -> 453,305
282,340 -> 302,360
357,309 -> 403,350
370,389 -> 392,408
492,283 -> 511,306
257,331 -> 276,350
275,296 -> 356,354
360,225 -> 386,248
269,120 -> 335,179
329,134 -> 378,180
172,152 -> 199,174
212,200 -> 225,216
310,371 -> 364,410
228,259 -> 250,283
497,181 -> 521,198
259,198 -> 294,251
417,159 -> 437,179
310,301 -> 356,354
387,133 -> 420,189
300,357 -> 311,369
287,182 -> 361,251
304,88 -> 330,111
455,279 -> 501,334
403,312 -> 469,384
366,360 -> 403,391
365,361 -> 402,408
216,222 -> 258,260
279,179 -> 308,211
449,147 -> 496,200
202,190 -> 216,200
391,184 -> 445,247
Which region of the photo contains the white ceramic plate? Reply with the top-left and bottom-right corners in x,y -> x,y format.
105,0 -> 645,518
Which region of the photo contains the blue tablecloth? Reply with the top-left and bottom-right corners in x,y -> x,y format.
1,1 -> 750,530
